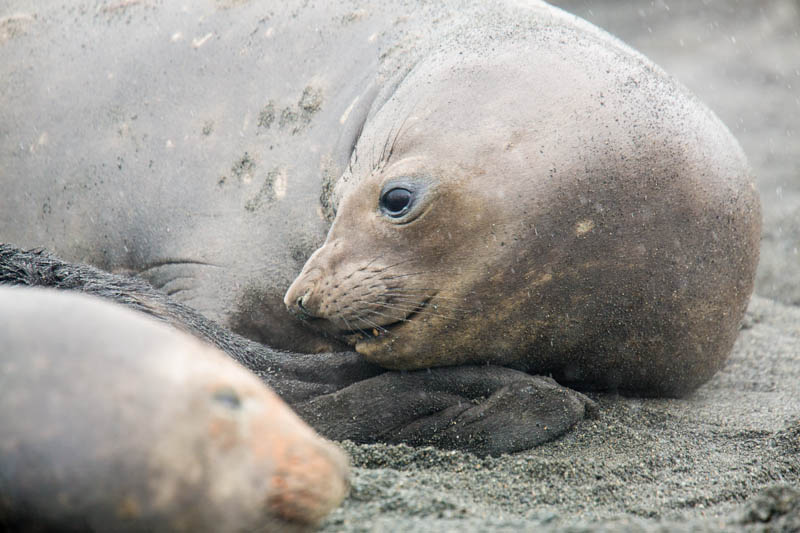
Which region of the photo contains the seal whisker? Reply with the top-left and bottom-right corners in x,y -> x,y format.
378,267 -> 489,280
383,289 -> 464,300
378,271 -> 436,281
384,111 -> 414,167
358,307 -> 415,327
360,307 -> 409,323
332,301 -> 358,336
378,122 -> 394,170
370,257 -> 416,274
361,256 -> 381,271
343,261 -> 416,287
343,257 -> 399,283
369,142 -> 378,176
332,300 -> 375,339
372,301 -> 458,321
350,312 -> 392,337
382,293 -> 463,308
384,297 -> 467,312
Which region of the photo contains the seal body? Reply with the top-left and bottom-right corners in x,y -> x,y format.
0,1 -> 760,397
283,10 -> 761,396
0,287 -> 348,532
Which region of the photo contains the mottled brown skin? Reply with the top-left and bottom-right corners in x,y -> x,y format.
286,34 -> 761,397
0,287 -> 348,532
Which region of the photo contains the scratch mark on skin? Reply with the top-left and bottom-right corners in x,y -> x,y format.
340,96 -> 360,125
192,32 -> 213,48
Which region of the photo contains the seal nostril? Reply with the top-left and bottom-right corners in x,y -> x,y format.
296,293 -> 312,318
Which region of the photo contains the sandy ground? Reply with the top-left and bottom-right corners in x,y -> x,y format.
323,1 -> 800,531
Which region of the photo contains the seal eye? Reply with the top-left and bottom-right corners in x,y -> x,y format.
380,187 -> 413,217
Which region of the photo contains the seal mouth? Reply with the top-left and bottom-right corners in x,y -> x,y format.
341,296 -> 432,344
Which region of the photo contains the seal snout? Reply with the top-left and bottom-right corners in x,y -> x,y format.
284,270 -> 324,319
284,285 -> 314,319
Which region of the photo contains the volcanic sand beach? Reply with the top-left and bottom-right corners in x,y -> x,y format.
321,1 -> 800,531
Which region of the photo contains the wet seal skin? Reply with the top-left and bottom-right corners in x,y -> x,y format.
0,287 -> 348,533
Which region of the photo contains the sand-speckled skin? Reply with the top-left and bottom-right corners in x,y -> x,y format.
1,0 -> 759,399
0,287 -> 348,532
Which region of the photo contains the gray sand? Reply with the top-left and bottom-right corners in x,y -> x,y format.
322,1 -> 800,531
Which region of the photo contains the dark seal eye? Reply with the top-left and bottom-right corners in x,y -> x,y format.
380,187 -> 413,217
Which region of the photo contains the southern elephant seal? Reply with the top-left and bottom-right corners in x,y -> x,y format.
0,286 -> 348,532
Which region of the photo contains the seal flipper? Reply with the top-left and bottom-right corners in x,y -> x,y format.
293,367 -> 596,457
395,375 -> 597,456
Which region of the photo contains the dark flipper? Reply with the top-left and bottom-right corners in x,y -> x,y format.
295,367 -> 595,456
0,244 -> 595,455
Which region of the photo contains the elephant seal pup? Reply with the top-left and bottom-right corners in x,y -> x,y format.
0,287 -> 347,532
285,22 -> 761,397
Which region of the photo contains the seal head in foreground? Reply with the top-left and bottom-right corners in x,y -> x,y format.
286,29 -> 761,397
0,287 -> 348,532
